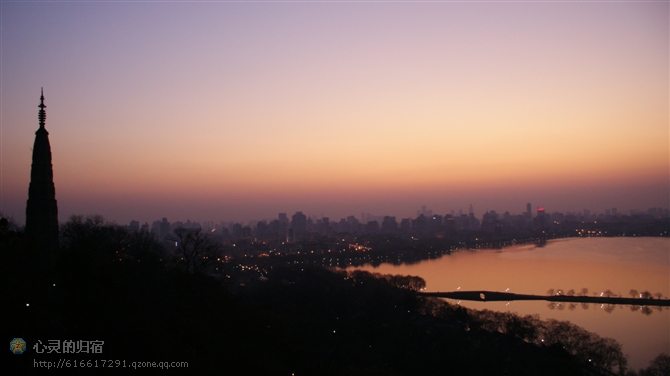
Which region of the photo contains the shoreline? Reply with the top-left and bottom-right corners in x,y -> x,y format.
420,291 -> 670,307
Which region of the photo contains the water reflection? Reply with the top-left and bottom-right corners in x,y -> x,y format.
352,237 -> 670,370
545,301 -> 669,316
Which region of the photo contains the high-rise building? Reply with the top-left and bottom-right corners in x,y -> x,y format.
338,218 -> 348,233
292,211 -> 307,240
400,218 -> 411,232
381,216 -> 398,232
526,203 -> 532,218
365,220 -> 380,234
159,218 -> 171,240
25,89 -> 59,253
347,216 -> 359,230
536,207 -> 547,229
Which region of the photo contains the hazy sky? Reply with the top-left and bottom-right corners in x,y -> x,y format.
1,1 -> 668,225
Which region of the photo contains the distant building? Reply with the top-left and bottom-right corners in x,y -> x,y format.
256,220 -> 268,238
347,216 -> 360,233
400,218 -> 412,232
536,207 -> 547,229
232,223 -> 242,240
430,215 -> 442,229
413,214 -> 428,234
365,220 -> 380,234
467,213 -> 480,230
151,220 -> 161,238
129,220 -> 140,231
320,217 -> 330,235
382,216 -> 398,232
306,216 -> 314,232
338,218 -> 348,233
444,215 -> 455,231
292,211 -> 307,240
418,205 -> 432,218
160,218 -> 171,240
481,211 -> 499,232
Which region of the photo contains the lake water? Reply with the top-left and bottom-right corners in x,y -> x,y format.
352,237 -> 669,371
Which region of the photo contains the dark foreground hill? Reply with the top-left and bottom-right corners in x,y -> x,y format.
2,219 -> 663,375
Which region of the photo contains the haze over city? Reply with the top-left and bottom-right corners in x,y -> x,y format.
2,1 -> 668,225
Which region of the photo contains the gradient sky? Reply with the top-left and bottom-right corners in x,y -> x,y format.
1,1 -> 668,225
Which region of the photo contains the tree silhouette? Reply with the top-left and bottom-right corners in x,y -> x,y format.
170,227 -> 221,274
468,308 -> 629,374
0,213 -> 19,232
636,353 -> 670,376
387,274 -> 426,292
640,291 -> 653,299
640,306 -> 653,315
60,214 -> 133,264
537,318 -> 627,373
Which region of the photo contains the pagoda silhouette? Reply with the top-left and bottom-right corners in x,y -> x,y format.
25,88 -> 59,254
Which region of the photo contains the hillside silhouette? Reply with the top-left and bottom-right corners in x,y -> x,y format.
6,215 -> 668,375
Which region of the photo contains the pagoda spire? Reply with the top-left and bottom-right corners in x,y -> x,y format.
26,88 -> 59,254
38,87 -> 46,129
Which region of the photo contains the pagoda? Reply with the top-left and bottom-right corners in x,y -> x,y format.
25,88 -> 59,253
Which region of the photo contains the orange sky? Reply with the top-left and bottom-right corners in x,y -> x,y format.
1,2 -> 668,224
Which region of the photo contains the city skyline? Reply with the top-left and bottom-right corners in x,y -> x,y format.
2,2 -> 668,225
46,203 -> 670,231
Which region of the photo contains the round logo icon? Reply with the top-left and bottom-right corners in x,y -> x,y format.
10,338 -> 26,354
